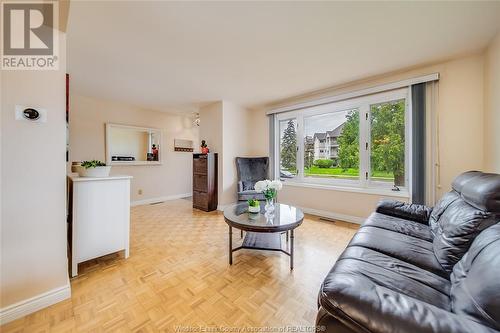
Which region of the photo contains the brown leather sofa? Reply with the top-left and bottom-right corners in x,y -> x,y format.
316,171 -> 500,333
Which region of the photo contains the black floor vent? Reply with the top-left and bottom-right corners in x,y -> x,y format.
319,217 -> 337,223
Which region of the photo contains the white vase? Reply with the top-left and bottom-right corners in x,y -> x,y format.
76,166 -> 112,178
265,198 -> 275,213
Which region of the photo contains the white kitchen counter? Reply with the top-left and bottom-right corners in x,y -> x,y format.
68,173 -> 133,182
68,173 -> 132,277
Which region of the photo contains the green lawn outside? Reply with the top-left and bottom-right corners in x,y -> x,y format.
283,166 -> 395,181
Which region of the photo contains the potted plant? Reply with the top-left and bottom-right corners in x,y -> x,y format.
201,140 -> 209,154
247,198 -> 260,213
254,179 -> 283,213
76,160 -> 111,177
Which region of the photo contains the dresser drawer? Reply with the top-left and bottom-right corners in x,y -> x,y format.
193,158 -> 207,174
192,153 -> 217,212
193,191 -> 208,209
193,174 -> 208,192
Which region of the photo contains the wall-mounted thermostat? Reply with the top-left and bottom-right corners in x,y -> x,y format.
15,105 -> 47,123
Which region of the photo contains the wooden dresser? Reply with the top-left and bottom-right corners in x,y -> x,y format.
193,153 -> 218,211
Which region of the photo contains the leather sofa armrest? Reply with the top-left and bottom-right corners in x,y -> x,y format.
376,199 -> 432,224
319,274 -> 497,333
316,307 -> 356,333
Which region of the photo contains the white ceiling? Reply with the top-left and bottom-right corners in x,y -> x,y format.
67,1 -> 500,112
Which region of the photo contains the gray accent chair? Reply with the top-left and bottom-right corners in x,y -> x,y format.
236,157 -> 269,201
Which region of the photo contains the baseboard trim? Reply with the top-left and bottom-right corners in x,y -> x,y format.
131,193 -> 192,207
217,204 -> 228,212
0,282 -> 71,325
299,207 -> 364,225
216,202 -> 364,225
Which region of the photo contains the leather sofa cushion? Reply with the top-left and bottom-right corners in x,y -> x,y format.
319,244 -> 496,333
451,170 -> 482,193
451,223 -> 500,330
376,200 -> 433,224
431,171 -> 500,234
319,272 -> 496,333
339,246 -> 451,304
363,212 -> 433,242
350,220 -> 447,278
461,173 -> 500,212
429,191 -> 461,237
431,199 -> 498,274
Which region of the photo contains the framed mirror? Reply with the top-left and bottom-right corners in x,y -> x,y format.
105,123 -> 162,165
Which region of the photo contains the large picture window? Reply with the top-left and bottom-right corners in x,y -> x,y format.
274,89 -> 409,192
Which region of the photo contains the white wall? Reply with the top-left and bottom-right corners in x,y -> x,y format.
249,54 -> 487,221
1,34 -> 70,319
199,101 -> 224,202
69,94 -> 199,203
221,101 -> 250,205
198,101 -> 252,206
484,32 -> 500,173
198,102 -> 223,155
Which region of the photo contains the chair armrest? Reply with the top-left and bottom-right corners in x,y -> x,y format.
319,274 -> 497,333
376,199 -> 432,224
238,181 -> 243,192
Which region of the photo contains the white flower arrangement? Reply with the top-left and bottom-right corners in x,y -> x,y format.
254,179 -> 283,200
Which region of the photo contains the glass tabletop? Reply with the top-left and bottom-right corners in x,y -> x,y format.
223,202 -> 304,232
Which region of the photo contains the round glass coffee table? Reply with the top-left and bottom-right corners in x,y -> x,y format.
223,202 -> 304,269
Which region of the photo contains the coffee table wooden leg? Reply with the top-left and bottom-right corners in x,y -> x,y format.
240,229 -> 243,238
290,229 -> 294,270
229,226 -> 233,265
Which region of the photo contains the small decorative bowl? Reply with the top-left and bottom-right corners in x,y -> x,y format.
248,205 -> 260,214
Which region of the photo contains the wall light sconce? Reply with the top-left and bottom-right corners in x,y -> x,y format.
194,113 -> 200,127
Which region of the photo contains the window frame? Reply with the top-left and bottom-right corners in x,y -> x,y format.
274,88 -> 411,196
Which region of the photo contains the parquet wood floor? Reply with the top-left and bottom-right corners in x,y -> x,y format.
1,199 -> 358,332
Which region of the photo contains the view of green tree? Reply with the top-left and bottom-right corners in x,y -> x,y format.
335,101 -> 405,185
370,100 -> 405,185
304,136 -> 314,169
337,110 -> 359,169
280,120 -> 297,172
304,151 -> 314,169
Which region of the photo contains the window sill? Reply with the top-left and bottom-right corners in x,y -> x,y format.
282,180 -> 410,198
